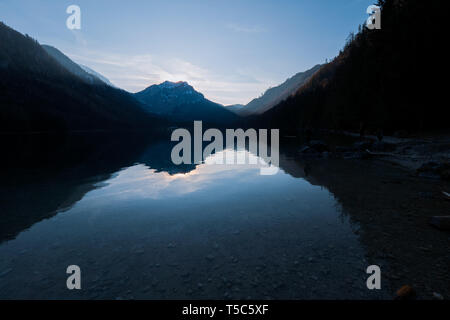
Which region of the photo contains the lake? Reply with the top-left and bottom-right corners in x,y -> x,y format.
0,134 -> 393,299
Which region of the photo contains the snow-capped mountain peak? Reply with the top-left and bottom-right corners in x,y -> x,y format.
133,80 -> 238,123
160,81 -> 188,89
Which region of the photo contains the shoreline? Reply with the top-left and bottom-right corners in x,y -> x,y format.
295,131 -> 450,182
284,134 -> 450,299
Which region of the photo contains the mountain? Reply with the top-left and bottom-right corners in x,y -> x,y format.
42,45 -> 114,87
0,22 -> 164,133
260,0 -> 447,134
43,45 -> 115,87
225,104 -> 245,114
79,64 -> 115,87
41,45 -> 102,85
238,64 -> 321,116
134,81 -> 238,125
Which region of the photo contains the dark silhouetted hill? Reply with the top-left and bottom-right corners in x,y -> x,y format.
240,64 -> 321,116
0,22 -> 165,133
41,45 -> 103,85
261,0 -> 447,135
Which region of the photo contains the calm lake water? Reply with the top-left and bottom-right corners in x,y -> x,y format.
0,135 -> 390,299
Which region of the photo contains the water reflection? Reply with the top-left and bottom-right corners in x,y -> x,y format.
95,150 -> 275,201
0,135 -> 395,299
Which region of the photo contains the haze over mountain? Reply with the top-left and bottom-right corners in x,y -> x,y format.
134,81 -> 238,124
0,22 -> 164,133
237,64 -> 321,116
41,45 -> 102,85
79,64 -> 116,88
225,104 -> 245,114
42,45 -> 114,87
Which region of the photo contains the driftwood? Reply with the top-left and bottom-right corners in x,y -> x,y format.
365,149 -> 431,159
365,149 -> 395,157
430,216 -> 450,231
443,191 -> 450,200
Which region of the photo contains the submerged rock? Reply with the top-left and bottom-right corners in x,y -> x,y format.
299,140 -> 329,155
0,268 -> 13,278
432,292 -> 444,300
335,146 -> 355,153
443,191 -> 450,200
371,141 -> 389,152
395,285 -> 416,300
429,216 -> 450,231
442,168 -> 450,180
353,141 -> 373,151
309,140 -> 329,153
417,161 -> 450,180
299,146 -> 320,155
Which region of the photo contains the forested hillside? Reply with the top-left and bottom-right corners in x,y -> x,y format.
0,22 -> 164,133
261,0 -> 447,135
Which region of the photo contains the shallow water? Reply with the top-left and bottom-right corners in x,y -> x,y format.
0,137 -> 390,299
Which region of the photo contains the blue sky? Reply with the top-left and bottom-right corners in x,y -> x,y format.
0,0 -> 374,105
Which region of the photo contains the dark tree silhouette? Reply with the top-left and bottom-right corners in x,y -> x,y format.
255,0 -> 447,135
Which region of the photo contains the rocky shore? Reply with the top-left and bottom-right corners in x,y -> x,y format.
289,132 -> 450,299
297,133 -> 450,182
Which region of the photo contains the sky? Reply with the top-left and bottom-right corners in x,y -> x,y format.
0,0 -> 374,105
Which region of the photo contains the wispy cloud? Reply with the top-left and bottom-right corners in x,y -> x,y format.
69,29 -> 87,47
226,23 -> 267,34
67,49 -> 273,105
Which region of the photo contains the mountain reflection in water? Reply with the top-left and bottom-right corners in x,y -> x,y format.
1,134 -> 432,299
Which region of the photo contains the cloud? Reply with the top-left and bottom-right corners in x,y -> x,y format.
226,23 -> 267,34
67,49 -> 274,105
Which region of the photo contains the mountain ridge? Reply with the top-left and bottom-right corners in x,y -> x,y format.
238,64 -> 322,116
79,64 -> 116,87
41,45 -> 103,85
